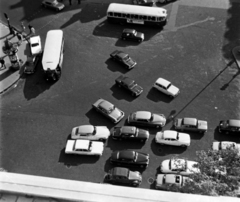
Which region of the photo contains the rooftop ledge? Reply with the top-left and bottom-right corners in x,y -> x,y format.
0,172 -> 239,202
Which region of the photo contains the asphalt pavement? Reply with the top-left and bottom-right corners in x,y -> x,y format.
1,0 -> 240,190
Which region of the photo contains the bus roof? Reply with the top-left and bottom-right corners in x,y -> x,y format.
42,30 -> 63,71
107,3 -> 167,17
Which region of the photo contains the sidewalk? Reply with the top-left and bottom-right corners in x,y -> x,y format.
0,23 -> 28,94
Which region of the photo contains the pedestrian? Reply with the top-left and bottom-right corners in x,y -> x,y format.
0,58 -> 6,69
69,0 -> 72,5
78,0 -> 81,4
9,26 -> 16,36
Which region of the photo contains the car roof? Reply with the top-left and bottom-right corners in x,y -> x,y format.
163,130 -> 177,139
118,52 -> 128,58
75,140 -> 90,150
121,126 -> 136,135
135,111 -> 151,120
122,77 -> 135,86
112,167 -> 129,177
123,29 -> 135,34
99,100 -> 114,110
182,118 -> 197,126
156,78 -> 171,88
78,125 -> 94,134
228,119 -> 240,127
171,159 -> 186,169
119,150 -> 135,159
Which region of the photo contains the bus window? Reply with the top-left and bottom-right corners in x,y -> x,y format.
126,14 -> 130,18
108,12 -> 113,16
143,16 -> 147,20
114,13 -> 121,17
122,13 -> 127,18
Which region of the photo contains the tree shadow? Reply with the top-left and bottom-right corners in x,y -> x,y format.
220,67 -> 240,90
110,84 -> 136,102
222,1 -> 240,61
146,88 -> 172,103
165,110 -> 177,124
58,147 -> 100,167
105,58 -> 130,74
151,138 -> 187,156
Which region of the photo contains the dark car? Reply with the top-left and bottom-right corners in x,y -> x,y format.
128,111 -> 166,128
115,75 -> 143,97
104,167 -> 142,187
112,126 -> 149,142
24,55 -> 41,74
121,29 -> 144,42
218,119 -> 240,135
110,150 -> 149,168
110,50 -> 137,69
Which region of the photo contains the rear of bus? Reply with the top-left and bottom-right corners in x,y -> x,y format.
42,30 -> 64,81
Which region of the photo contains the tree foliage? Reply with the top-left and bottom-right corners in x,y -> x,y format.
177,148 -> 240,196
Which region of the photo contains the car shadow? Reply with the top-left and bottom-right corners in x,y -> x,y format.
105,58 -> 130,74
110,84 -> 136,102
146,88 -> 172,103
58,148 -> 100,167
106,135 -> 145,150
85,108 -> 115,128
213,127 -> 240,143
155,0 -> 178,7
151,138 -> 187,156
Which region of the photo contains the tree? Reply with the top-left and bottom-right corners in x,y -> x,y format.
178,148 -> 240,197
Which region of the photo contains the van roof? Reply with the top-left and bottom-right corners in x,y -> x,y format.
42,30 -> 63,71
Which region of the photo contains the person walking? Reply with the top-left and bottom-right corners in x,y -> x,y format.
0,58 -> 6,69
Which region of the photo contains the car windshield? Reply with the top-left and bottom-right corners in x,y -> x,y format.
31,43 -> 39,47
166,83 -> 172,89
92,126 -> 97,135
149,113 -> 154,121
133,30 -> 137,35
123,55 -> 130,61
128,81 -> 136,89
88,141 -> 92,151
176,133 -> 179,140
107,106 -> 115,114
133,151 -> 138,162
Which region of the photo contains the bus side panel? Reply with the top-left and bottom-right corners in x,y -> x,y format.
107,16 -> 127,24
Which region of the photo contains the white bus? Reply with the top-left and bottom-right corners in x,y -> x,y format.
107,3 -> 167,27
42,30 -> 64,81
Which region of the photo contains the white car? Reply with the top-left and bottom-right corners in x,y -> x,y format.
65,139 -> 104,156
155,130 -> 190,147
160,158 -> 200,175
155,174 -> 189,190
153,78 -> 180,98
71,125 -> 110,141
29,36 -> 42,56
42,0 -> 65,11
212,141 -> 240,151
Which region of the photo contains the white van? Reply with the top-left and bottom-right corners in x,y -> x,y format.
42,30 -> 64,81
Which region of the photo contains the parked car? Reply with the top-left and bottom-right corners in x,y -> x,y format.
110,150 -> 149,168
212,141 -> 240,151
121,29 -> 144,42
173,117 -> 208,133
133,0 -> 155,6
218,119 -> 240,135
92,98 -> 124,123
65,139 -> 104,156
110,50 -> 137,69
29,36 -> 42,56
128,111 -> 166,128
24,55 -> 41,74
153,78 -> 180,98
155,174 -> 189,190
104,167 -> 142,187
71,125 -> 110,141
42,0 -> 65,11
155,130 -> 190,147
160,158 -> 200,175
115,75 -> 143,97
112,126 -> 149,142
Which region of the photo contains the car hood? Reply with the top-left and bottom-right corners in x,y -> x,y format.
131,85 -> 143,94
212,142 -> 220,150
168,85 -> 180,96
129,171 -> 142,181
110,108 -> 123,120
198,120 -> 208,130
136,153 -> 149,163
160,159 -> 170,173
31,46 -> 41,55
111,151 -> 118,160
178,133 -> 191,144
152,114 -> 166,126
138,129 -> 149,139
136,32 -> 144,39
96,126 -> 110,137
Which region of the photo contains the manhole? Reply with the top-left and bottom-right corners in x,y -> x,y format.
148,177 -> 155,184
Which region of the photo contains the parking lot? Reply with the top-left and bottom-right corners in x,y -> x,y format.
1,0 -> 240,189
